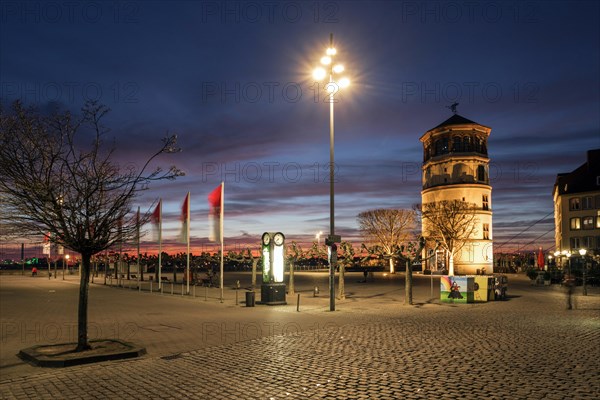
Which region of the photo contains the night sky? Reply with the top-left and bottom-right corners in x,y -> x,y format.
1,1 -> 599,256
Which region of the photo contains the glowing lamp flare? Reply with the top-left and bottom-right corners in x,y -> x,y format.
326,47 -> 337,56
338,77 -> 350,88
320,56 -> 332,65
333,64 -> 344,73
313,67 -> 326,81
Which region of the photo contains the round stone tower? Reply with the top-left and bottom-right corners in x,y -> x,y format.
420,113 -> 493,275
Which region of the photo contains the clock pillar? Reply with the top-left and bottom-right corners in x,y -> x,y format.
260,232 -> 287,305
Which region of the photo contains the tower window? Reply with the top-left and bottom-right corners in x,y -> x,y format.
482,195 -> 489,210
441,138 -> 449,154
483,224 -> 490,240
463,137 -> 471,152
452,137 -> 463,152
477,165 -> 486,182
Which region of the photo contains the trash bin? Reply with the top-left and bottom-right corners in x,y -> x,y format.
245,291 -> 255,307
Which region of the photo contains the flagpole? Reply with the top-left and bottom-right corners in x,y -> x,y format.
137,207 -> 141,285
158,199 -> 162,290
220,182 -> 224,303
186,192 -> 191,295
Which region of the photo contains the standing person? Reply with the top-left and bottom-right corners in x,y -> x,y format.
31,267 -> 37,277
565,274 -> 575,310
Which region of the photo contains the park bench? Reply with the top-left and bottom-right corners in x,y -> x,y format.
130,274 -> 137,280
161,276 -> 171,283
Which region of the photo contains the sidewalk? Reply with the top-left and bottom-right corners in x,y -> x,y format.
1,273 -> 599,399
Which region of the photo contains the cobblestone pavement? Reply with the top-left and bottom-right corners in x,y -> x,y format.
1,273 -> 599,399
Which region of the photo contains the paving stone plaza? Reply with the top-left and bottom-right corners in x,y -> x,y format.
1,272 -> 599,399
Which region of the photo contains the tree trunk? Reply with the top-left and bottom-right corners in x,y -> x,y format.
76,252 -> 92,352
337,262 -> 345,300
252,258 -> 258,288
288,261 -> 295,295
448,249 -> 455,276
389,257 -> 395,274
405,258 -> 413,305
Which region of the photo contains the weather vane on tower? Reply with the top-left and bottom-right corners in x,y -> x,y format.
447,102 -> 459,114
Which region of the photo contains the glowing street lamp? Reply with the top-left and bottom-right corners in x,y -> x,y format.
312,33 -> 350,312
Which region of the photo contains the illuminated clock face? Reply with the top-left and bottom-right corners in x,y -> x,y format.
273,233 -> 284,246
262,233 -> 271,246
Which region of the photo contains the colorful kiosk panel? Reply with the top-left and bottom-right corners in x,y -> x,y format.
441,276 -> 495,303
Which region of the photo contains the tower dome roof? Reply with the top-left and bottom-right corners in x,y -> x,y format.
430,114 -> 480,130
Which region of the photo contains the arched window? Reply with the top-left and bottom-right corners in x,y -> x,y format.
463,136 -> 471,152
434,140 -> 443,156
441,137 -> 449,154
452,136 -> 462,152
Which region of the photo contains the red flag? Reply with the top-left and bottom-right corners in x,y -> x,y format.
179,193 -> 190,243
537,247 -> 545,270
152,201 -> 161,225
208,184 -> 222,242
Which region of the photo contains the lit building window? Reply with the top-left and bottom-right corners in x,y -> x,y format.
483,223 -> 490,240
482,195 -> 489,210
569,197 -> 580,210
570,217 -> 581,230
582,216 -> 594,230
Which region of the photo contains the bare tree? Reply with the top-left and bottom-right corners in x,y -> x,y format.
419,200 -> 478,276
0,101 -> 183,351
357,209 -> 416,273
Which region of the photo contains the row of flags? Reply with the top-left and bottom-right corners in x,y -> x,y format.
42,183 -> 225,299
151,183 -> 223,244
150,183 -> 225,298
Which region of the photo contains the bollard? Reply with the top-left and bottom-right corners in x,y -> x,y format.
193,284 -> 196,298
139,281 -> 141,292
150,282 -> 153,293
181,283 -> 184,296
297,293 -> 300,312
245,291 -> 255,307
171,283 -> 173,295
204,286 -> 207,301
236,290 -> 239,305
314,286 -> 319,297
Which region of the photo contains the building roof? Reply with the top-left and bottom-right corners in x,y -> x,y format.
431,114 -> 478,130
420,113 -> 491,142
554,149 -> 600,195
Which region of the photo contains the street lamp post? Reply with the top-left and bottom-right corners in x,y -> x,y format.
579,248 -> 587,296
312,33 -> 350,312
